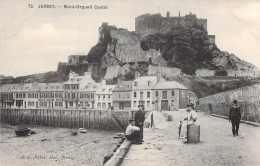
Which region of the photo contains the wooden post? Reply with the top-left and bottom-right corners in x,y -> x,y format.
93,111 -> 96,129
99,111 -> 101,129
88,111 -> 90,129
78,110 -> 81,127
151,113 -> 153,128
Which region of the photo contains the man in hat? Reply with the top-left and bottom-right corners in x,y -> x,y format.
135,105 -> 145,142
229,100 -> 241,136
125,119 -> 141,144
180,103 -> 197,138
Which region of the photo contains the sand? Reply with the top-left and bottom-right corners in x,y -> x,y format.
0,123 -> 121,166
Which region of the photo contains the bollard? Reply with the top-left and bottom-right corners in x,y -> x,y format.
167,115 -> 173,121
144,122 -> 150,128
187,124 -> 200,143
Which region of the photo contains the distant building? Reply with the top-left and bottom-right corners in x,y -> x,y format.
152,81 -> 193,111
112,81 -> 133,110
131,75 -> 166,111
0,83 -> 64,109
95,80 -> 115,110
78,82 -> 99,109
63,71 -> 95,109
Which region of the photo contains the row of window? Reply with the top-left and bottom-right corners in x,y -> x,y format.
98,95 -> 111,101
97,102 -> 111,108
113,92 -> 130,99
64,84 -> 79,90
79,93 -> 95,99
26,93 -> 63,99
0,93 -> 14,99
133,92 -> 150,98
133,100 -> 151,107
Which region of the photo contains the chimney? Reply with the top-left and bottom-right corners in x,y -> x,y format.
157,72 -> 162,83
179,11 -> 180,17
166,11 -> 170,17
101,79 -> 106,85
135,71 -> 140,79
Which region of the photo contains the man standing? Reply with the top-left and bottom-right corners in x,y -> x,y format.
135,105 -> 145,142
229,100 -> 241,136
125,119 -> 141,144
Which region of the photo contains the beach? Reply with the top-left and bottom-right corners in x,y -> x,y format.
0,123 -> 121,166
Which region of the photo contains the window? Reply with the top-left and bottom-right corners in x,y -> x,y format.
147,92 -> 150,98
91,93 -> 94,99
97,103 -> 101,108
171,90 -> 175,96
103,95 -> 105,100
80,94 -> 83,98
134,81 -> 137,86
51,93 -> 54,98
156,91 -> 158,97
147,81 -> 151,86
85,102 -> 89,107
162,91 -> 167,99
80,102 -> 83,107
102,89 -> 105,92
59,93 -> 63,98
102,102 -> 106,108
55,102 -> 58,107
87,93 -> 90,99
134,92 -> 137,98
59,102 -> 63,107
147,101 -> 150,107
98,95 -> 100,101
55,93 -> 58,98
108,95 -> 111,101
69,102 -> 73,106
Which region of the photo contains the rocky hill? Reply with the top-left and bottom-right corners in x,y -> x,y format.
1,12 -> 259,98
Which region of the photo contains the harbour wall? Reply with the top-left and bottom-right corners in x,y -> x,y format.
0,108 -> 139,130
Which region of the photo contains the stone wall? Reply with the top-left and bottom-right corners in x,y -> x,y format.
227,70 -> 260,77
0,108 -> 130,130
195,69 -> 215,77
148,65 -> 181,76
198,83 -> 260,123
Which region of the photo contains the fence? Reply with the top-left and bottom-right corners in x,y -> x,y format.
0,108 -> 134,130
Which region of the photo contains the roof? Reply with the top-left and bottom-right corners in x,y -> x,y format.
0,82 -> 64,92
96,84 -> 116,95
132,76 -> 164,90
152,81 -> 187,90
113,81 -> 133,92
81,83 -> 100,92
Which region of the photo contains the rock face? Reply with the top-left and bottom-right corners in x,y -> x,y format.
212,51 -> 258,71
101,28 -> 167,68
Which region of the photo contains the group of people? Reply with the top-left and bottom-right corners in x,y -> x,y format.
125,100 -> 242,145
125,105 -> 145,144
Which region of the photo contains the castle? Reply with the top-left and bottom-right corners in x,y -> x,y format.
136,11 -> 206,34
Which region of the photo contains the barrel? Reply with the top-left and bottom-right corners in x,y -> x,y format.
187,124 -> 200,143
166,115 -> 172,121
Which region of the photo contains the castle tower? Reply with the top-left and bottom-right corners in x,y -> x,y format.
166,11 -> 170,17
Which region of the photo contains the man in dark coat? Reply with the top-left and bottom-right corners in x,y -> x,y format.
229,100 -> 241,136
135,105 -> 145,142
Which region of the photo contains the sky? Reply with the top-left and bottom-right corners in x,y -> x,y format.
0,0 -> 260,77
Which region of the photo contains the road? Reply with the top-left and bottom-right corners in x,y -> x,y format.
122,111 -> 260,166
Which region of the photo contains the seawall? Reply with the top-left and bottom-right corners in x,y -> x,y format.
0,108 -> 133,130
